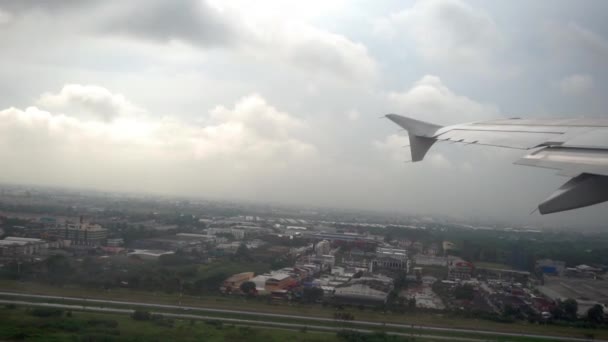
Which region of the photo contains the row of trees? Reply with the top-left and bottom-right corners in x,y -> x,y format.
551,299 -> 605,324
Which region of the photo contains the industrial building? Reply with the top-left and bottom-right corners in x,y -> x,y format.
333,274 -> 394,306
536,259 -> 566,276
305,232 -> 378,245
127,249 -> 174,261
250,275 -> 270,294
133,235 -> 204,252
265,273 -> 296,292
370,247 -> 409,273
106,238 -> 124,247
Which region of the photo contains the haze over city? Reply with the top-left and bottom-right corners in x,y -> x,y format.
1,0 -> 608,228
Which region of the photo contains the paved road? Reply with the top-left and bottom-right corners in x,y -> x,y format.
0,291 -> 601,342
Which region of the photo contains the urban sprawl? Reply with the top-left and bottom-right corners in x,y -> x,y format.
0,185 -> 607,328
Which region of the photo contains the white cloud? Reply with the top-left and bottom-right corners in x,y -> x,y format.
373,133 -> 408,162
37,84 -> 144,121
557,74 -> 594,95
377,0 -> 503,70
347,109 -> 360,121
387,75 -> 500,124
0,85 -> 317,195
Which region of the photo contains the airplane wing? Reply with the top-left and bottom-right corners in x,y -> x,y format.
385,114 -> 608,214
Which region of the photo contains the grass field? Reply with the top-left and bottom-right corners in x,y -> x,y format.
1,280 -> 607,340
0,306 -> 340,342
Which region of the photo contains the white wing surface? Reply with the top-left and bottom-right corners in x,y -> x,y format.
385,114 -> 608,214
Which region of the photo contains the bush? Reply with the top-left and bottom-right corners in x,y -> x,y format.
336,330 -> 396,342
204,320 -> 223,329
29,308 -> 64,317
131,310 -> 151,321
48,319 -> 83,332
87,319 -> 119,328
152,318 -> 174,328
77,333 -> 120,341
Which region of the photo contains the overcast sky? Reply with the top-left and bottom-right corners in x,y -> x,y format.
1,0 -> 607,228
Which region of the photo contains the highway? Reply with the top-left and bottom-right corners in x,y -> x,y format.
0,291 -> 602,342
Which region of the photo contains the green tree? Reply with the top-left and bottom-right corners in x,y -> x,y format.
302,287 -> 324,303
240,281 -> 256,296
131,310 -> 151,321
562,298 -> 578,320
587,304 -> 604,324
550,302 -> 565,320
234,243 -> 251,261
453,285 -> 475,300
45,255 -> 73,284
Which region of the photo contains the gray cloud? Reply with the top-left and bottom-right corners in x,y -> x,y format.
375,0 -> 509,76
544,21 -> 608,66
0,0 -> 95,13
102,0 -> 238,47
556,74 -> 594,96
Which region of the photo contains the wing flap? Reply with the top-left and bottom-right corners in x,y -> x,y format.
562,128 -> 608,149
515,147 -> 608,177
435,129 -> 561,149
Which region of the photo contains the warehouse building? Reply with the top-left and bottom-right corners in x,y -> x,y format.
220,272 -> 255,294
333,274 -> 394,306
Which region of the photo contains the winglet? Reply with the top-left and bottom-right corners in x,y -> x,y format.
385,114 -> 443,162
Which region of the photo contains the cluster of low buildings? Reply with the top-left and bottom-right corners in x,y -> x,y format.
0,215 -> 110,260
0,237 -> 66,258
219,241 -> 408,305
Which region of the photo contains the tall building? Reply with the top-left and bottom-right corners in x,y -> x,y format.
61,217 -> 107,246
315,240 -> 331,256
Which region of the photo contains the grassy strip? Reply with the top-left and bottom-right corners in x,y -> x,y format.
1,280 -> 606,340
1,304 -> 548,342
0,306 -> 340,342
0,297 -> 589,342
